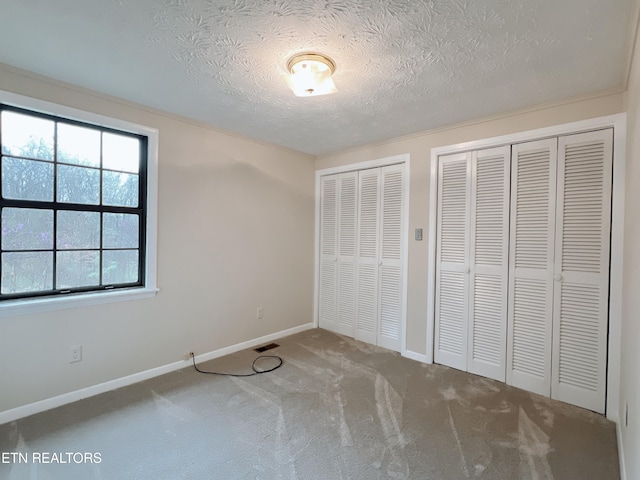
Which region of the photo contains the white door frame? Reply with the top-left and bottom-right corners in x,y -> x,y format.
314,154 -> 410,354
427,114 -> 626,422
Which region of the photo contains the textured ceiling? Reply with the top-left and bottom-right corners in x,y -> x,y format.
0,0 -> 636,155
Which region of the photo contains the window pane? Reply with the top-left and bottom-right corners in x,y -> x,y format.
56,250 -> 99,289
103,213 -> 138,248
57,123 -> 100,167
1,252 -> 53,293
103,250 -> 138,285
57,164 -> 100,204
2,208 -> 53,250
103,171 -> 138,207
0,107 -> 147,300
103,133 -> 139,173
1,111 -> 54,161
57,211 -> 100,249
2,157 -> 54,201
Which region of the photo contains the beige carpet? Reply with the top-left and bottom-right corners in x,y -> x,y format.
0,328 -> 619,479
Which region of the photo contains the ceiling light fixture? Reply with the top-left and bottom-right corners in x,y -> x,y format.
286,52 -> 337,97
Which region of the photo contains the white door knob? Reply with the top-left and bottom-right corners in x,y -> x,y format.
379,261 -> 383,266
554,274 -> 562,281
465,267 -> 470,273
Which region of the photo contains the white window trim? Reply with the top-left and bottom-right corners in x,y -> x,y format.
426,113 -> 626,422
0,90 -> 159,317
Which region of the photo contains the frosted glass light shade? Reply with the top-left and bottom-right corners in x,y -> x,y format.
286,53 -> 337,97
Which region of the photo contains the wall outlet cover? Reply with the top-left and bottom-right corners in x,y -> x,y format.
69,345 -> 82,363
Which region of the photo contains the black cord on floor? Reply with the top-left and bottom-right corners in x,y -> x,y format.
190,353 -> 283,377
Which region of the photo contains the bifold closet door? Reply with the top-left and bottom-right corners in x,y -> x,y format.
467,147 -> 510,381
507,138 -> 558,396
319,176 -> 338,332
551,129 -> 612,414
336,172 -> 358,336
434,152 -> 470,371
355,168 -> 380,346
318,172 -> 358,337
434,130 -> 613,412
320,165 -> 405,352
354,164 -> 405,351
435,148 -> 509,380
507,131 -> 612,413
377,164 -> 405,351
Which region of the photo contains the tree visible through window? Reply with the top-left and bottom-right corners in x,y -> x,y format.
0,106 -> 147,300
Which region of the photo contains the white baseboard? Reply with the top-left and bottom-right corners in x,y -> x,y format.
402,349 -> 430,364
0,322 -> 315,425
617,422 -> 627,480
192,323 -> 314,363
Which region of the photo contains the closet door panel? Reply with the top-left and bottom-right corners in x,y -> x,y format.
468,146 -> 510,382
435,153 -> 470,371
552,129 -> 613,413
355,169 -> 380,345
336,172 -> 358,336
336,262 -> 356,335
507,139 -> 557,396
379,265 -> 402,350
319,176 -> 338,332
378,164 -> 404,351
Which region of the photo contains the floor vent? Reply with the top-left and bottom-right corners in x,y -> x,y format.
254,343 -> 279,353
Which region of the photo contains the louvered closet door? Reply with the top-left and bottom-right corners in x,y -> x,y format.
467,147 -> 510,382
551,129 -> 613,414
377,164 -> 405,351
435,152 -> 471,371
319,176 -> 338,332
355,168 -> 380,345
507,138 -> 558,396
336,172 -> 358,337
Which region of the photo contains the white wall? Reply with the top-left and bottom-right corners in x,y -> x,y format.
316,93 -> 625,357
621,25 -> 640,480
0,65 -> 315,413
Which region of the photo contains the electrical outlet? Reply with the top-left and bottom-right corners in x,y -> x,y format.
69,345 -> 82,363
257,307 -> 264,319
185,351 -> 194,361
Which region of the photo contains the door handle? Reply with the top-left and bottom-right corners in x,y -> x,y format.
554,274 -> 562,281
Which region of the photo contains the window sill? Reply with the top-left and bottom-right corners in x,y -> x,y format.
0,287 -> 159,318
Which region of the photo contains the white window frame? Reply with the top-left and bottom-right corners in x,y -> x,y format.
427,113 -> 626,422
0,90 -> 159,317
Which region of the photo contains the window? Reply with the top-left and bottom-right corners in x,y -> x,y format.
0,104 -> 149,302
